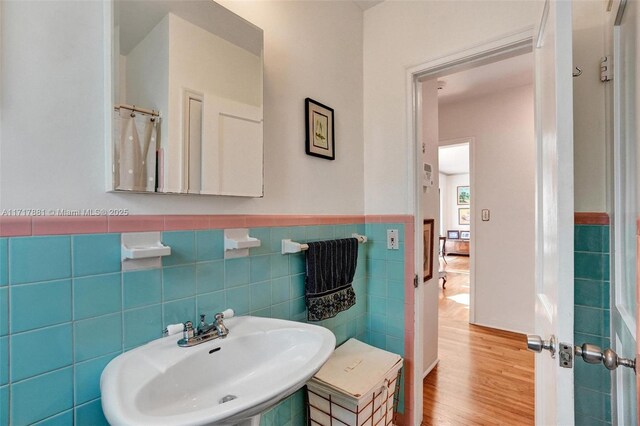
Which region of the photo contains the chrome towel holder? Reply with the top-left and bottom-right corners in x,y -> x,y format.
281,234 -> 367,254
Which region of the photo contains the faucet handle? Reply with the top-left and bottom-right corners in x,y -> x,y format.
216,308 -> 235,320
184,321 -> 195,339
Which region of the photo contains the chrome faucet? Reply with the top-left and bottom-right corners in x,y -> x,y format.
177,309 -> 234,347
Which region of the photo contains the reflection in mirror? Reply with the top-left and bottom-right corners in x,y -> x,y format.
110,0 -> 264,197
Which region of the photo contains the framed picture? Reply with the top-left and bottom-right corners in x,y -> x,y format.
447,230 -> 460,240
423,219 -> 435,282
458,208 -> 471,225
305,98 -> 335,160
460,231 -> 470,240
457,186 -> 470,205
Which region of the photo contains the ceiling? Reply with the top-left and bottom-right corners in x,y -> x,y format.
353,0 -> 385,11
117,0 -> 262,56
437,53 -> 534,105
439,144 -> 469,175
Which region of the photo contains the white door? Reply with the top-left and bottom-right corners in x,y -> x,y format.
612,0 -> 639,423
421,79 -> 440,376
532,0 -> 575,424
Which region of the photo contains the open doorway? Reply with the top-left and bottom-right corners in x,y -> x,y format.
421,51 -> 537,423
438,140 -> 471,275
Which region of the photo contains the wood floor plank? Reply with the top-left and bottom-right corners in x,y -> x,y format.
422,256 -> 534,425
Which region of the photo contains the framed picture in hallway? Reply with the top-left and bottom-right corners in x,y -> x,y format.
423,219 -> 435,282
457,186 -> 470,205
458,208 -> 470,225
305,98 -> 335,160
447,230 -> 459,239
460,231 -> 470,240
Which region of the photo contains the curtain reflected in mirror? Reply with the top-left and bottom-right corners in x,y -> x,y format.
114,107 -> 160,192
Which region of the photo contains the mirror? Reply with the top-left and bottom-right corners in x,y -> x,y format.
110,0 -> 264,197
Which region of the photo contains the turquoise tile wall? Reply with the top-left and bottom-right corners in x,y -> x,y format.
363,223 -> 406,413
261,222 -> 407,425
0,222 -> 408,426
574,224 -> 611,425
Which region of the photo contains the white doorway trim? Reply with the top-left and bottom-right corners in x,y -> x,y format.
406,27 -> 535,424
439,137 -> 476,324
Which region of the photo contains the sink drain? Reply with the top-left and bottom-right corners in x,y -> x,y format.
220,395 -> 237,404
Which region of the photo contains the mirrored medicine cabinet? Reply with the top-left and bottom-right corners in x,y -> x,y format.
108,0 -> 264,197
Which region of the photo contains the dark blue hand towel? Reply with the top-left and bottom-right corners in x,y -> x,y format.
305,238 -> 358,321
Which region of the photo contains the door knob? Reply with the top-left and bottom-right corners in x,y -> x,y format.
575,343 -> 636,372
527,334 -> 557,358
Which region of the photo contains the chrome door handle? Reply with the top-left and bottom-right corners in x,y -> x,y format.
575,343 -> 636,372
527,334 -> 557,358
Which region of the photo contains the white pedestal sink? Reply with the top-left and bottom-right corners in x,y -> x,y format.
101,316 -> 336,425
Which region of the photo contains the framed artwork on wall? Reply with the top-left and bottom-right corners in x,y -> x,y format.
305,98 -> 335,160
458,208 -> 470,225
423,219 -> 435,282
460,231 -> 470,240
457,186 -> 470,205
447,230 -> 460,240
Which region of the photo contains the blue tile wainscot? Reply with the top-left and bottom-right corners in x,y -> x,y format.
574,223 -> 611,426
0,221 -> 409,425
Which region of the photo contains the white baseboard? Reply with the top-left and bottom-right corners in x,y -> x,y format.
470,319 -> 531,336
422,358 -> 440,379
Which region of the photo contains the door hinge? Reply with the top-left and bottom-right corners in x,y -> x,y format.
600,56 -> 612,82
414,274 -> 419,288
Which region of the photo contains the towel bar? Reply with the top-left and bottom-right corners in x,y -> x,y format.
281,234 -> 367,254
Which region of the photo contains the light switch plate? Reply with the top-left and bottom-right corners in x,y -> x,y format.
387,229 -> 399,250
482,209 -> 490,221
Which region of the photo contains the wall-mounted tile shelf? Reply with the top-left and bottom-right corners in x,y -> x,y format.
224,228 -> 261,259
121,232 -> 171,271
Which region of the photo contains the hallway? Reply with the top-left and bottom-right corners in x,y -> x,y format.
422,255 -> 535,425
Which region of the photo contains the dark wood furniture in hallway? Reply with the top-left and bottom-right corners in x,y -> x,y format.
444,239 -> 470,255
423,257 -> 534,425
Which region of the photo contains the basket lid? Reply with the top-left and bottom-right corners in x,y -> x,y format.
312,338 -> 402,397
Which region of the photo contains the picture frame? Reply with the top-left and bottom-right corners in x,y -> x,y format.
457,186 -> 470,205
460,231 -> 470,240
458,208 -> 471,225
447,230 -> 460,240
305,98 -> 335,160
423,219 -> 435,282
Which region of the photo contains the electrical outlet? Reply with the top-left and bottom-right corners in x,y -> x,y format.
482,209 -> 490,221
387,229 -> 399,250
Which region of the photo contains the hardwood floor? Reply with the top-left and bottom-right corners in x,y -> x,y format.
422,255 -> 534,425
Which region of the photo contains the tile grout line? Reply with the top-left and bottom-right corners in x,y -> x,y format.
70,235 -> 77,421
7,238 -> 11,426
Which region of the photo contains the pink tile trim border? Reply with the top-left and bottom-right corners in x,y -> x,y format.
32,216 -> 108,235
0,214 -> 416,236
0,217 -> 32,237
366,214 -> 413,224
576,212 -> 609,225
164,215 -> 210,230
637,237 -> 640,422
108,215 -> 165,233
403,219 -> 415,426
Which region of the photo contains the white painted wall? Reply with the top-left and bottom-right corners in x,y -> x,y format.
572,0 -> 608,213
0,1 -> 364,214
165,13 -> 263,194
439,84 -> 535,334
363,0 -> 541,215
169,13 -> 262,109
441,173 -> 470,234
438,172 -> 447,235
124,14 -> 170,113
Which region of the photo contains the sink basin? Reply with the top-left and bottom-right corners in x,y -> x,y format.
101,316 -> 336,425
